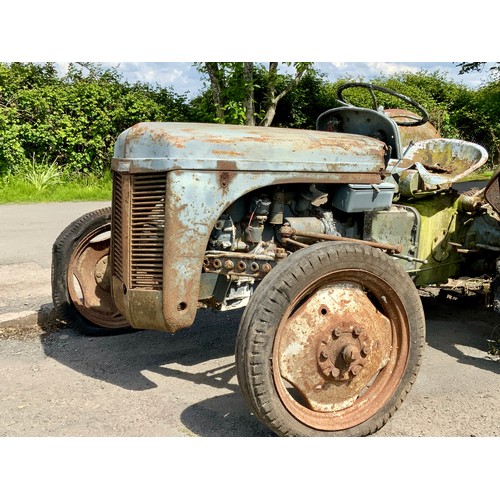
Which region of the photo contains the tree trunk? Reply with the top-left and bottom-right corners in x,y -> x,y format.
243,62 -> 255,126
259,62 -> 308,127
205,62 -> 225,122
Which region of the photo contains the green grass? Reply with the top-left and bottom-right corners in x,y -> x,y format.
0,166 -> 495,204
461,170 -> 494,182
0,174 -> 112,204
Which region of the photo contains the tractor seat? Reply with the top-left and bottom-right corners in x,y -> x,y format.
316,107 -> 402,159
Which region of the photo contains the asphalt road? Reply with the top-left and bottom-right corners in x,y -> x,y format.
0,194 -> 498,438
0,201 -> 110,316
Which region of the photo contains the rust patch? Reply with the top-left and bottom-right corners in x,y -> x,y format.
218,171 -> 234,190
386,108 -> 440,148
212,150 -> 243,157
216,160 -> 237,170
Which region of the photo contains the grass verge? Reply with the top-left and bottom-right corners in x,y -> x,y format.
0,174 -> 112,204
0,168 -> 495,204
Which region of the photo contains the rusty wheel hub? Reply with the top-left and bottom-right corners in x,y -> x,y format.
317,324 -> 373,382
274,282 -> 394,419
68,229 -> 128,329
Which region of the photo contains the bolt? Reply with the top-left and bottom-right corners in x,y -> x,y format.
343,344 -> 360,362
262,263 -> 272,273
321,350 -> 329,359
224,260 -> 234,270
352,326 -> 362,337
332,328 -> 341,338
350,365 -> 362,376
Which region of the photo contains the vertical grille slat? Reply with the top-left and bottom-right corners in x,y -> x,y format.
111,171 -> 166,291
111,171 -> 125,282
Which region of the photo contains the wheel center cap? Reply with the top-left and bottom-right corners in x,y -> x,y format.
317,325 -> 372,381
276,283 -> 393,412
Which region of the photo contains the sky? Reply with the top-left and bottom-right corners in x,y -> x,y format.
3,3 -> 498,98
55,61 -> 496,98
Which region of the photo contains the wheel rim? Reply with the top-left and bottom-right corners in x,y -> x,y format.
67,225 -> 129,329
272,269 -> 409,431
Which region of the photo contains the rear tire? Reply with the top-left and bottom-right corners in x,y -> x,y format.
236,241 -> 425,437
51,208 -> 133,336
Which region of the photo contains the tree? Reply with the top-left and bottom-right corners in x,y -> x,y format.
456,62 -> 500,78
0,62 -> 191,177
195,62 -> 314,126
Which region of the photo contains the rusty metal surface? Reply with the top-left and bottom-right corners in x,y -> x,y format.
390,138 -> 488,186
277,283 -> 392,412
112,122 -> 387,175
203,251 -> 275,279
272,269 -> 410,431
316,106 -> 401,159
385,108 -> 440,147
113,170 -> 385,332
109,122 -> 392,332
68,225 -> 129,329
485,166 -> 500,213
279,226 -> 403,254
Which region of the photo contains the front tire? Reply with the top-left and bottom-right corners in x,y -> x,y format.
51,208 -> 133,336
236,242 -> 425,437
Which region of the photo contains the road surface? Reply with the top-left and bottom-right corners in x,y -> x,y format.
0,197 -> 498,437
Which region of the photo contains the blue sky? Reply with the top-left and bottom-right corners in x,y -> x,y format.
53,62 -> 497,97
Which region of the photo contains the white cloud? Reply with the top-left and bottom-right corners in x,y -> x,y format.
49,61 -> 496,97
365,62 -> 419,75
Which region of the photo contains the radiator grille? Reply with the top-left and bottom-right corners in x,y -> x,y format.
111,171 -> 125,282
130,174 -> 166,290
112,171 -> 166,290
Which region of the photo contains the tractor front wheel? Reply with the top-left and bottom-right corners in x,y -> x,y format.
236,241 -> 425,436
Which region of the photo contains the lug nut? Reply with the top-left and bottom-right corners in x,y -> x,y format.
350,365 -> 362,376
352,326 -> 363,337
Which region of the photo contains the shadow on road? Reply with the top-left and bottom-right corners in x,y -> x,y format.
38,292 -> 499,436
180,393 -> 274,437
41,308 -> 244,391
422,294 -> 500,375
40,307 -> 275,436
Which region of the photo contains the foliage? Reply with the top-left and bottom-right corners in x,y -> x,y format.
1,62 -> 500,204
0,62 -> 191,177
457,62 -> 500,79
452,79 -> 500,164
23,154 -> 62,191
194,62 -> 314,126
271,69 -> 333,129
0,169 -> 112,203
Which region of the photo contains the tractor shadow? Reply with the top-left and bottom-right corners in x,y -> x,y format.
41,308 -> 244,392
421,293 -> 500,375
40,308 -> 274,436
39,292 -> 499,437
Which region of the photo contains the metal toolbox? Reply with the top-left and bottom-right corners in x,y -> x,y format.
332,182 -> 395,212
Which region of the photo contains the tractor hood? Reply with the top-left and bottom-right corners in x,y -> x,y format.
112,122 -> 388,175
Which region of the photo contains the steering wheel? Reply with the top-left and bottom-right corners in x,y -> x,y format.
337,82 -> 429,127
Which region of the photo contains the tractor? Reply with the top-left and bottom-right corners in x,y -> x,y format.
52,83 -> 499,436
